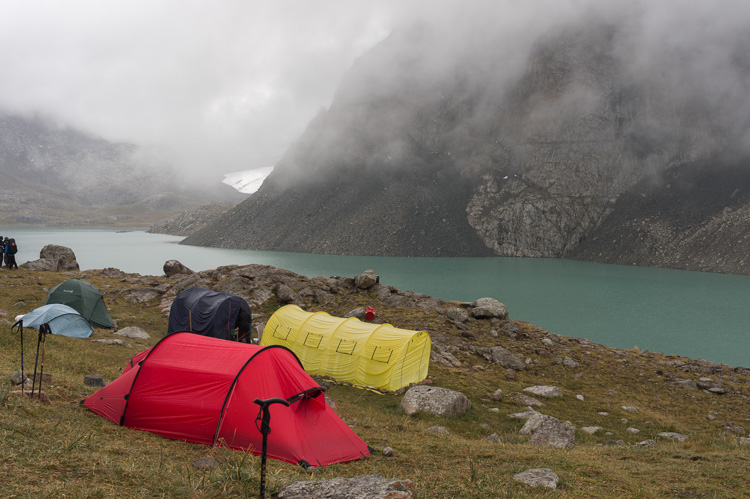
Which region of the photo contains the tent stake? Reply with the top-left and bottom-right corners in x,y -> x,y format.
253,397 -> 290,499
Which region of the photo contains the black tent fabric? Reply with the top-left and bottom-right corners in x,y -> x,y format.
167,287 -> 252,341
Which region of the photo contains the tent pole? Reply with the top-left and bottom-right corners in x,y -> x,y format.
253,397 -> 290,499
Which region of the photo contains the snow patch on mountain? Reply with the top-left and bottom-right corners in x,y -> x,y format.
222,166 -> 274,194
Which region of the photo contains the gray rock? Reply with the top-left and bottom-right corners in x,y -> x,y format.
344,307 -> 366,320
354,269 -> 379,289
278,474 -> 415,499
492,388 -> 503,401
519,413 -> 576,448
100,267 -> 126,277
523,385 -> 563,398
483,346 -> 525,370
626,427 -> 640,434
163,259 -> 194,277
22,244 -> 79,272
427,425 -> 450,436
513,468 -> 559,489
740,437 -> 750,445
401,386 -> 471,417
508,407 -> 539,420
507,393 -> 544,407
84,375 -> 106,387
10,370 -> 27,386
576,394 -> 585,401
674,379 -> 698,389
580,426 -> 602,435
541,337 -> 554,347
485,433 -> 501,443
562,356 -> 580,368
382,447 -> 394,456
602,440 -> 626,446
113,326 -> 150,339
658,432 -> 689,442
636,439 -> 656,447
91,338 -> 131,347
274,283 -> 299,304
123,287 -> 163,303
621,406 -> 638,412
723,426 -> 746,435
446,307 -> 469,323
471,297 -> 508,319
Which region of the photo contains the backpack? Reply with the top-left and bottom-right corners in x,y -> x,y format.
8,239 -> 17,255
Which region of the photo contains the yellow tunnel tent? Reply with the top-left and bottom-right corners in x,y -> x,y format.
261,305 -> 431,391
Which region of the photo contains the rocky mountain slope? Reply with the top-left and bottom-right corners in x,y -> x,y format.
0,112 -> 240,226
183,16 -> 750,274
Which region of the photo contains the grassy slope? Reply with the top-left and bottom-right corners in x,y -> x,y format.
0,267 -> 748,498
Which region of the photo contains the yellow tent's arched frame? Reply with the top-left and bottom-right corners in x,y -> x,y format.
261,305 -> 431,391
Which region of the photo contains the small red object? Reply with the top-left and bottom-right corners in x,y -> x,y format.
365,308 -> 375,321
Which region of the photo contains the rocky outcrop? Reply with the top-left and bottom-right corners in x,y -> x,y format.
22,244 -> 79,271
278,474 -> 415,499
148,202 -> 237,237
163,260 -> 194,277
401,386 -> 471,417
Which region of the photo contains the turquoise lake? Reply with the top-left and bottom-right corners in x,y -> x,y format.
3,225 -> 748,368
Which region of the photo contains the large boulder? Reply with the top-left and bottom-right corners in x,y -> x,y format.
401,385 -> 471,417
471,297 -> 508,319
279,474 -> 415,499
163,259 -> 194,277
354,269 -> 379,289
519,412 -> 576,448
22,244 -> 79,271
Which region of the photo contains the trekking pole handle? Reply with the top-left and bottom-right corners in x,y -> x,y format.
253,398 -> 290,436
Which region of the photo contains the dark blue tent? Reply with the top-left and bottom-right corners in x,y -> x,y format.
167,287 -> 252,342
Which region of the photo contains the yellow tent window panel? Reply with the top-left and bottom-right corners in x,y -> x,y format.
367,345 -> 394,364
302,332 -> 325,349
334,339 -> 358,356
271,324 -> 292,341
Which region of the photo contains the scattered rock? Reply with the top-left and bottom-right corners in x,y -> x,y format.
602,440 -> 626,446
507,393 -> 544,407
274,283 -> 300,304
471,297 -> 508,319
344,307 -> 366,320
10,370 -> 26,386
519,412 -> 576,448
427,426 -> 450,436
113,326 -> 150,339
163,259 -> 194,277
626,427 -> 640,434
658,432 -> 689,442
636,439 -> 656,447
123,288 -> 163,303
484,433 -> 501,443
84,375 -> 106,387
740,437 -> 750,445
580,426 -> 602,435
100,267 -> 126,277
508,407 -> 539,420
192,457 -> 219,469
491,388 -> 503,401
382,447 -> 395,457
723,426 -> 746,435
541,337 -> 554,347
576,394 -> 585,401
446,307 -> 469,323
401,386 -> 471,417
523,385 -> 563,398
621,406 -> 638,412
477,346 -> 525,370
278,474 -> 415,499
562,356 -> 580,368
513,468 -> 559,489
354,269 -> 379,289
674,379 -> 698,389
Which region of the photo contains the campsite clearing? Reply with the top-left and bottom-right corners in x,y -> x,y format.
1,266 -> 749,498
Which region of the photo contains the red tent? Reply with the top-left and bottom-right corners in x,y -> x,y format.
84,332 -> 370,467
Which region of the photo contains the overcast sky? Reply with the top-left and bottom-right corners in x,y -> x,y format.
1,1 -> 748,182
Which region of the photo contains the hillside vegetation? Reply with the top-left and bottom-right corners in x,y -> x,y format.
1,265 -> 748,498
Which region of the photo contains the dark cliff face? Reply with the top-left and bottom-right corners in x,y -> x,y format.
184,17 -> 750,273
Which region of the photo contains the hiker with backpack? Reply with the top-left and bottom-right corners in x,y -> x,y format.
5,237 -> 18,269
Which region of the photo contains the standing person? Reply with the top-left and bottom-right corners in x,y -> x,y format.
5,238 -> 18,269
2,238 -> 8,268
0,236 -> 4,267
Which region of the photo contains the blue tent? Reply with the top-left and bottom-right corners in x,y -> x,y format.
21,304 -> 94,338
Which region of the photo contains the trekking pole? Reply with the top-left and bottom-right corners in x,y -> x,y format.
12,320 -> 25,386
37,324 -> 50,399
30,326 -> 43,399
253,397 -> 290,499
